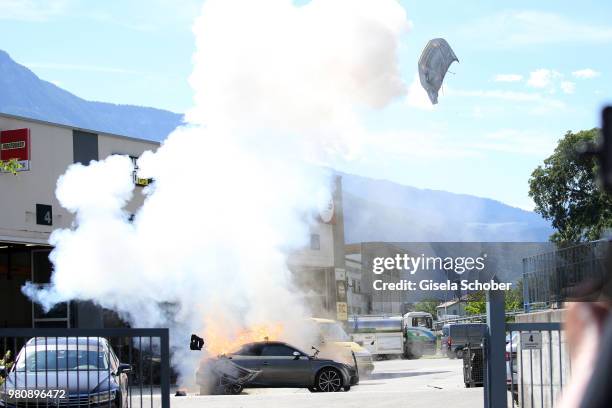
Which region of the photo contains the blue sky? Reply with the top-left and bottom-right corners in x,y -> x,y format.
1,0 -> 611,210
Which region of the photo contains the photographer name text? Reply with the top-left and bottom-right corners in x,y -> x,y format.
372,279 -> 512,291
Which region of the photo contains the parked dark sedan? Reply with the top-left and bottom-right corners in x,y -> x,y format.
0,337 -> 131,407
196,341 -> 358,394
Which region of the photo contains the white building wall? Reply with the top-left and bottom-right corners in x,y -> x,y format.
0,114 -> 158,244
287,222 -> 334,268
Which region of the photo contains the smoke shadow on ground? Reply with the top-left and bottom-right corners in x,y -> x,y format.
365,370 -> 451,381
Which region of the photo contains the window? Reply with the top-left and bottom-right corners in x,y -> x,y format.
235,344 -> 262,356
260,344 -> 298,356
411,316 -> 433,329
310,234 -> 320,250
16,349 -> 109,372
73,130 -> 98,164
352,279 -> 361,294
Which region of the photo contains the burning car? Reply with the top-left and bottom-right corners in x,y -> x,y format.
308,318 -> 374,376
195,356 -> 262,395
195,340 -> 358,394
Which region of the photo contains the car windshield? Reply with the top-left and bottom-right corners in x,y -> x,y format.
15,348 -> 109,372
233,344 -> 261,356
319,322 -> 351,341
412,317 -> 433,329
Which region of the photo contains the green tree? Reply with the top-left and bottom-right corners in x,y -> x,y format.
413,298 -> 440,319
465,291 -> 486,315
505,280 -> 523,312
464,282 -> 524,315
529,128 -> 612,243
0,158 -> 22,175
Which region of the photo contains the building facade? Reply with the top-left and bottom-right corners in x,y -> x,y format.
344,249 -> 367,315
436,299 -> 467,320
0,113 -> 159,328
287,176 -> 348,321
1,113 -> 346,328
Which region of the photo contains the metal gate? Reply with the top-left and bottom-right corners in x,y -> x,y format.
484,291 -> 568,408
505,323 -> 567,408
0,328 -> 170,408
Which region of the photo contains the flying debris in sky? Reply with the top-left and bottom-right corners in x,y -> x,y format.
418,38 -> 458,104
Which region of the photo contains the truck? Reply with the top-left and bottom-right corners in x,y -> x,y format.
402,311 -> 437,358
347,315 -> 404,358
442,323 -> 487,359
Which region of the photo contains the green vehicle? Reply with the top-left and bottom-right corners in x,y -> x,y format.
402,312 -> 436,359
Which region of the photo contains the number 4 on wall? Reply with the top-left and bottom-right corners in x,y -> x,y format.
36,204 -> 53,226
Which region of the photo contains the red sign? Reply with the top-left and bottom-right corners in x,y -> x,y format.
0,128 -> 30,171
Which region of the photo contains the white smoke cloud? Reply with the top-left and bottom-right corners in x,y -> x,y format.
23,0 -> 409,385
188,0 -> 408,159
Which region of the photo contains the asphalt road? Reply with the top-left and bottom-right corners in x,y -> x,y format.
148,357 -> 485,408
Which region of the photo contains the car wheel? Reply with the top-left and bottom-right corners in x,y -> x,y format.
316,368 -> 343,392
455,349 -> 464,359
224,384 -> 243,395
411,345 -> 423,359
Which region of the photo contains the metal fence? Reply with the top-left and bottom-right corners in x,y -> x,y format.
434,310 -> 527,330
462,345 -> 484,388
523,240 -> 609,311
483,290 -> 570,408
505,323 -> 567,408
0,328 -> 169,408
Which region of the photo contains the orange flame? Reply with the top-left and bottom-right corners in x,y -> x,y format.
203,322 -> 285,356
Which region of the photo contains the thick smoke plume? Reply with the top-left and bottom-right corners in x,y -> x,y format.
23,0 -> 409,385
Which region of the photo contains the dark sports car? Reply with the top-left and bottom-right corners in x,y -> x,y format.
196,341 -> 358,394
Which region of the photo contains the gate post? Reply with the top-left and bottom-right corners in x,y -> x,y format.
486,289 -> 506,408
160,328 -> 171,408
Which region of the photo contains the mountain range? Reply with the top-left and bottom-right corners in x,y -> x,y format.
0,49 -> 553,242
0,50 -> 182,141
339,172 -> 552,242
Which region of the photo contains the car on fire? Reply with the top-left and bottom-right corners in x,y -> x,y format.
308,318 -> 374,376
0,337 -> 131,408
196,341 -> 358,394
